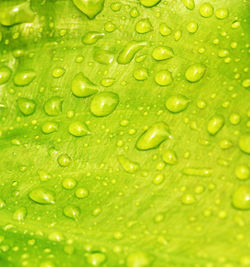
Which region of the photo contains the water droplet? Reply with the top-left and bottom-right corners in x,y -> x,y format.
82,31 -> 104,45
242,79 -> 250,89
104,21 -> 116,32
133,68 -> 148,81
94,49 -> 114,65
0,1 -> 35,26
235,165 -> 249,180
174,30 -> 182,41
68,121 -> 90,137
130,7 -> 140,18
152,46 -> 174,61
139,0 -> 161,7
181,193 -> 196,205
13,207 -> 27,221
199,2 -> 214,18
118,155 -> 139,173
154,70 -> 173,86
220,139 -> 233,150
48,231 -> 64,242
13,70 -> 36,86
75,187 -> 89,198
185,64 -> 206,83
29,188 -> 55,204
72,73 -> 98,98
40,260 -> 55,267
0,199 -> 5,209
232,186 -> 250,210
165,95 -> 189,113
90,92 -> 119,117
182,0 -> 195,10
215,8 -> 229,19
162,150 -> 177,165
238,134 -> 250,154
126,251 -> 152,267
62,178 -> 77,189
63,205 -> 80,220
229,113 -> 241,125
135,19 -> 152,34
57,153 -> 71,167
52,67 -> 65,78
17,97 -> 36,116
41,122 -> 58,134
117,41 -> 147,64
159,23 -> 172,36
207,114 -> 225,135
72,0 -> 104,19
136,122 -> 170,150
38,170 -> 51,182
153,174 -> 165,185
110,2 -> 121,12
182,168 -> 212,176
0,66 -> 11,85
186,22 -> 198,33
85,252 -> 106,266
44,96 -> 63,116
101,78 -> 115,87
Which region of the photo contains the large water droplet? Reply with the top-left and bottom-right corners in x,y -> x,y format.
232,186 -> 250,210
165,95 -> 189,113
57,153 -> 71,167
72,0 -> 105,19
136,122 -> 171,150
155,70 -> 173,86
139,0 -> 161,7
17,97 -> 36,116
44,96 -> 63,116
152,46 -> 174,61
238,134 -> 250,154
199,2 -> 214,18
90,92 -> 119,117
85,252 -> 106,266
72,73 -> 98,97
0,1 -> 35,26
14,70 -> 36,86
29,188 -> 55,204
135,19 -> 153,34
185,64 -> 206,83
68,121 -> 90,137
207,114 -> 225,135
162,150 -> 177,165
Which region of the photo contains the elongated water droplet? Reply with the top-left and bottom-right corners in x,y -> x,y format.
72,0 -> 105,19
41,122 -> 58,134
135,18 -> 153,34
139,0 -> 161,7
207,114 -> 225,135
182,167 -> 212,176
90,92 -> 119,117
29,188 -> 55,204
63,205 -> 80,220
0,66 -> 11,85
238,134 -> 250,154
68,121 -> 90,137
136,122 -> 171,150
94,49 -> 114,65
232,186 -> 250,210
152,46 -> 174,61
117,41 -> 147,64
185,64 -> 206,83
0,1 -> 35,26
126,251 -> 152,267
72,73 -> 98,97
44,96 -> 63,116
82,31 -> 104,45
17,97 -> 36,116
186,22 -> 198,33
165,95 -> 189,113
52,67 -> 65,78
14,70 -> 36,86
118,155 -> 139,173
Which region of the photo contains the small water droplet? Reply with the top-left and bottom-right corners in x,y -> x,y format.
63,205 -> 80,220
215,8 -> 229,19
82,31 -> 104,45
207,114 -> 225,135
235,165 -> 249,180
126,251 -> 152,267
159,23 -> 172,36
182,167 -> 212,176
41,122 -> 58,134
238,134 -> 250,154
68,121 -> 90,137
72,0 -> 104,19
0,66 -> 11,85
165,95 -> 189,113
133,68 -> 148,81
62,178 -> 77,189
118,155 -> 139,173
85,252 -> 106,266
13,207 -> 27,221
152,46 -> 174,61
154,70 -> 173,86
75,187 -> 89,199
181,193 -> 196,205
135,18 -> 153,34
162,150 -> 177,165
185,64 -> 206,83
44,96 -> 63,116
52,67 -> 65,78
72,72 -> 98,97
199,2 -> 214,18
17,97 -> 36,116
182,0 -> 195,10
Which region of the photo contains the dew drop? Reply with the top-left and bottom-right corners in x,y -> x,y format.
57,153 -> 71,167
72,0 -> 105,19
181,193 -> 196,205
75,187 -> 89,199
68,121 -> 90,137
135,18 -> 153,34
13,70 -> 36,86
238,134 -> 250,154
62,178 -> 77,190
152,46 -> 174,61
133,68 -> 148,81
41,122 -> 58,134
159,23 -> 172,36
85,252 -> 106,266
63,205 -> 80,220
0,66 -> 11,85
29,188 -> 55,204
182,0 -> 195,10
13,207 -> 27,221
118,155 -> 139,173
186,22 -> 198,33
94,49 -> 114,65
165,95 -> 189,113
17,97 -> 36,116
52,67 -> 65,78
215,8 -> 229,19
162,150 -> 177,165
126,251 -> 152,267
44,96 -> 63,116
232,186 -> 250,210
82,31 -> 104,45
207,114 -> 225,135
155,70 -> 173,86
235,165 -> 249,180
136,122 -> 171,150
185,64 -> 206,83
90,92 -> 119,117
199,3 -> 214,18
